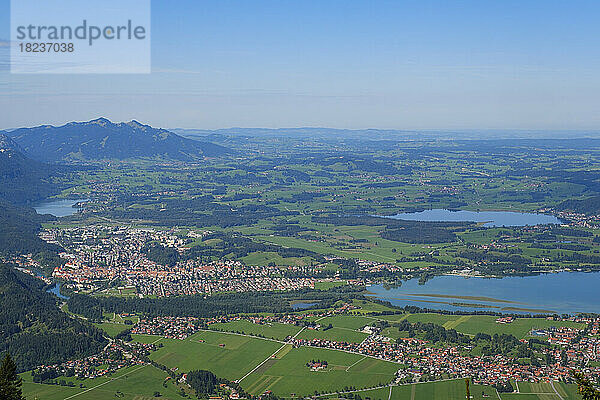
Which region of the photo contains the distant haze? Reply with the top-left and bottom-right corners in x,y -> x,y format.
2,1 -> 600,131
172,128 -> 600,140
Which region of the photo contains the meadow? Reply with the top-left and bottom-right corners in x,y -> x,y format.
209,320 -> 302,341
319,379 -> 501,400
501,381 -> 580,400
241,346 -> 399,397
142,331 -> 282,381
370,311 -> 586,339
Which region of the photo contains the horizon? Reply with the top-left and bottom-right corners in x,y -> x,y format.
4,116 -> 600,138
2,0 -> 600,131
4,2 -> 600,398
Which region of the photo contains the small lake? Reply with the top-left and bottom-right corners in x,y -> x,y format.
368,271 -> 600,314
33,198 -> 88,217
383,209 -> 562,227
46,282 -> 69,300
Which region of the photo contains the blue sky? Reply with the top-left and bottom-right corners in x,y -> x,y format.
1,0 -> 600,130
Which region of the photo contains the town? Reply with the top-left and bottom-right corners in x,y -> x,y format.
113,305 -> 600,390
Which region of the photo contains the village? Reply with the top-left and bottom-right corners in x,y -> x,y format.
124,305 -> 600,389
31,340 -> 156,384
35,226 -> 318,296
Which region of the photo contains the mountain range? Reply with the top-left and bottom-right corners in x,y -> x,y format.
6,118 -> 232,162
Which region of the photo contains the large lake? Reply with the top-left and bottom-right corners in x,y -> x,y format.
368,272 -> 600,314
33,198 -> 88,217
383,209 -> 562,227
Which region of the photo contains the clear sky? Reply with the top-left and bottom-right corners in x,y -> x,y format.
1,0 -> 600,131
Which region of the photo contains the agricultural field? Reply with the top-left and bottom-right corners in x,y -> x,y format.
18,307 -> 593,400
144,331 -> 282,381
209,320 -> 303,341
319,379 -> 502,400
316,314 -> 376,330
296,326 -> 369,343
93,322 -> 131,338
501,381 -> 580,400
349,299 -> 399,314
241,346 -> 400,397
439,315 -> 586,338
371,312 -> 587,339
128,329 -> 402,397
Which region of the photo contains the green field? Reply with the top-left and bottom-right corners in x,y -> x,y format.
316,314 -> 375,330
379,313 -> 586,339
447,316 -> 586,338
403,313 -> 459,326
145,331 -> 282,381
296,326 -> 369,343
501,381 -> 580,400
21,325 -> 586,400
241,346 -> 399,397
408,380 -> 499,400
209,320 -> 302,341
315,280 -> 348,290
93,322 -> 131,337
319,379 -> 500,400
133,329 -> 399,398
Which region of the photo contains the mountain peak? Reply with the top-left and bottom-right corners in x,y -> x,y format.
124,120 -> 150,131
8,119 -> 232,162
66,117 -> 113,128
87,117 -> 112,126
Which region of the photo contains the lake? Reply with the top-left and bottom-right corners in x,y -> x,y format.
367,271 -> 600,314
383,209 -> 562,227
33,198 -> 88,217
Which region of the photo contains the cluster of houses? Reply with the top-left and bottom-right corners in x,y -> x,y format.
33,340 -> 155,382
306,360 -> 328,371
132,316 -> 202,339
30,298 -> 600,391
127,302 -> 600,388
41,225 -> 318,296
205,311 -> 600,387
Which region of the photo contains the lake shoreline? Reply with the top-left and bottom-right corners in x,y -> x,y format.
379,208 -> 563,227
366,270 -> 600,315
33,197 -> 89,217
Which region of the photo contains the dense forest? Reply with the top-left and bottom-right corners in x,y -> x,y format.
0,202 -> 62,256
313,215 -> 468,244
186,369 -> 256,400
0,133 -> 57,204
66,287 -> 362,320
103,196 -> 296,228
557,195 -> 600,215
186,370 -> 220,397
0,265 -> 107,372
144,232 -> 324,266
